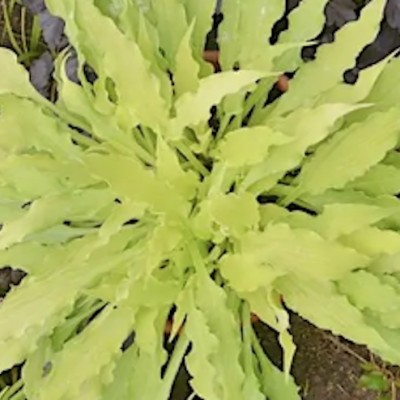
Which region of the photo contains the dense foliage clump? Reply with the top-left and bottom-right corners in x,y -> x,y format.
1,1 -> 400,399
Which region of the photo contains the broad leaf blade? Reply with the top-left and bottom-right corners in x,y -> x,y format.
295,108 -> 400,197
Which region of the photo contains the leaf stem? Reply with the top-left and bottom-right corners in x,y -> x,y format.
158,333 -> 190,400
69,131 -> 97,148
187,239 -> 208,276
1,0 -> 23,55
0,380 -> 23,400
206,163 -> 235,197
242,77 -> 274,121
29,15 -> 41,51
268,184 -> 321,213
130,142 -> 155,165
242,302 -> 254,372
250,327 -> 272,374
142,127 -> 155,154
215,112 -> 231,142
133,127 -> 153,155
175,142 -> 209,177
20,5 -> 28,54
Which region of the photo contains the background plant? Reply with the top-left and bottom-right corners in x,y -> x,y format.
0,0 -> 42,64
1,0 -> 400,399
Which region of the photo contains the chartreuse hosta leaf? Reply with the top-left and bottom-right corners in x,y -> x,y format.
74,0 -> 169,134
275,0 -> 330,71
182,0 -> 215,76
0,190 -> 114,250
317,56 -> 392,105
346,163 -> 400,196
340,227 -> 400,258
272,0 -> 386,116
259,202 -> 400,241
338,270 -> 400,313
0,49 -> 42,100
240,103 -> 368,193
147,0 -> 188,69
2,0 -> 400,399
276,275 -> 400,364
174,22 -> 201,98
346,58 -> 400,125
219,0 -> 285,70
216,126 -> 292,167
169,69 -> 269,138
0,242 -> 135,372
0,95 -> 80,159
184,274 -> 246,400
221,223 -> 368,282
287,108 -> 400,201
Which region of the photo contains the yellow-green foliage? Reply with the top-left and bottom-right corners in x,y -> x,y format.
0,0 -> 400,399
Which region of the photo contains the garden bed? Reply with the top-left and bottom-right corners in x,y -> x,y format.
172,315 -> 395,400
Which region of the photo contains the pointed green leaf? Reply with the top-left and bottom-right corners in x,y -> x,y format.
220,254 -> 285,293
338,270 -> 400,313
318,57 -> 391,105
275,0 -> 329,71
183,0 -> 215,76
363,57 -> 400,111
0,95 -> 79,159
241,103 -> 368,192
74,0 -> 169,133
84,153 -> 188,216
216,126 -> 291,167
219,0 -> 285,69
273,0 -> 386,116
239,223 -> 368,280
198,192 -> 260,238
156,138 -> 199,200
294,108 -> 400,197
346,163 -> 400,196
251,327 -> 300,400
148,0 -> 188,68
36,303 -> 135,400
170,71 -> 270,138
0,190 -> 113,250
236,0 -> 285,69
185,275 -> 245,400
174,22 -> 200,98
0,49 -> 41,100
276,275 -> 400,364
314,203 -> 400,240
0,253 -> 124,372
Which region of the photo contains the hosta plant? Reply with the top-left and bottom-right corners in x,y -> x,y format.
1,0 -> 400,399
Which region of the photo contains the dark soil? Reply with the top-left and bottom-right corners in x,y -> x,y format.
257,315 -> 381,400
171,315 -> 389,400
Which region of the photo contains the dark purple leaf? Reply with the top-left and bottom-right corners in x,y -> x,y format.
286,0 -> 301,13
65,51 -> 79,84
357,21 -> 400,68
21,0 -> 45,14
83,64 -> 98,84
343,67 -> 359,84
0,267 -> 26,296
325,0 -> 357,28
39,10 -> 68,50
29,51 -> 54,96
319,26 -> 336,44
385,0 -> 400,31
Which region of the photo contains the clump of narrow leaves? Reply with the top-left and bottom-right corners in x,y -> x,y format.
1,0 -> 400,399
